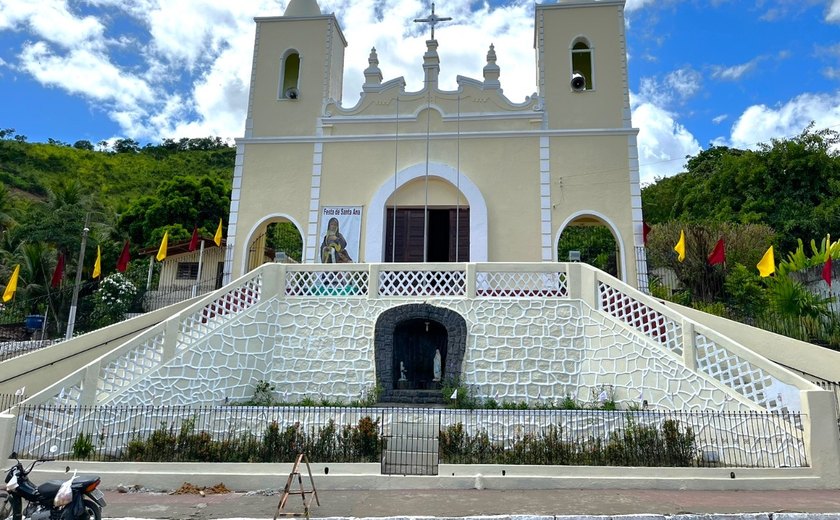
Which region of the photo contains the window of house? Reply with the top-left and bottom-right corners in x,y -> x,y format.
571,39 -> 593,90
280,51 -> 301,99
176,262 -> 199,280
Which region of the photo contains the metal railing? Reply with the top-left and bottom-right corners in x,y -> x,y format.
0,393 -> 26,413
11,404 -> 806,468
0,339 -> 63,363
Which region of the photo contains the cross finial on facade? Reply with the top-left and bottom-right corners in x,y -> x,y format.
414,3 -> 452,40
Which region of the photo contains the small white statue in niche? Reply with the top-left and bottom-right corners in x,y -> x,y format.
399,361 -> 407,381
433,349 -> 442,382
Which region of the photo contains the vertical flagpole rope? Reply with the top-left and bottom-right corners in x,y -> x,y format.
456,93 -> 461,262
392,96 -> 399,262
424,81 -> 431,263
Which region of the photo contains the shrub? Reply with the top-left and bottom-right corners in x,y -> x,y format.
71,432 -> 95,459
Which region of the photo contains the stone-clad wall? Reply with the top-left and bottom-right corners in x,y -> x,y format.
109,297 -> 751,411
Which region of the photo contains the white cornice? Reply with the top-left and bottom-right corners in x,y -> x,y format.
537,0 -> 625,10
322,111 -> 540,125
254,14 -> 347,47
235,127 -> 639,145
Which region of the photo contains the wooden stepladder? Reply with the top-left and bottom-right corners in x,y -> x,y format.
274,453 -> 320,519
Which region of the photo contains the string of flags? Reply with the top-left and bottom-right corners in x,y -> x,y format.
670,228 -> 832,286
1,218 -> 225,302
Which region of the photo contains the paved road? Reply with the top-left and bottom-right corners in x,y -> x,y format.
101,488 -> 840,520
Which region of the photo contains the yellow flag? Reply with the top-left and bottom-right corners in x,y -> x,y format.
214,218 -> 223,247
92,245 -> 101,279
757,245 -> 775,277
156,231 -> 169,262
2,264 -> 20,302
673,229 -> 686,262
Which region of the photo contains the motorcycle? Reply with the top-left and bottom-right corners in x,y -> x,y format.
1,450 -> 106,520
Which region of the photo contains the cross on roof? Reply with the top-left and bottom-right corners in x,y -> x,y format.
414,3 -> 452,40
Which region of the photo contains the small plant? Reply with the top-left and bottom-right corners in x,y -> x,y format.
72,432 -> 95,459
250,380 -> 276,406
441,378 -> 479,409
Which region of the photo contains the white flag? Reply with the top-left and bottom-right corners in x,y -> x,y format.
450,389 -> 458,400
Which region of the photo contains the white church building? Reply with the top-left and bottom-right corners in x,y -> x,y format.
224,0 -> 646,286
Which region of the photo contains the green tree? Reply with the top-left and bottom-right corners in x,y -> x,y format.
642,125 -> 840,254
117,175 -> 230,248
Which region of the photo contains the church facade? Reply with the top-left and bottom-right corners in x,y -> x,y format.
224,0 -> 645,287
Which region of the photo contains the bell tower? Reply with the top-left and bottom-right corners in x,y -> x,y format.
244,0 -> 347,138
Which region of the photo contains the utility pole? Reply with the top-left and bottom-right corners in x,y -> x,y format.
65,213 -> 90,340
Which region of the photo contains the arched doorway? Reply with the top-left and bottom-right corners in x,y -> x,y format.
383,178 -> 470,262
557,214 -> 622,279
245,217 -> 304,271
393,318 -> 448,390
374,304 -> 467,403
365,162 -> 489,263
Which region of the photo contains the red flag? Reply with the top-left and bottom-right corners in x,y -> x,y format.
823,256 -> 832,287
188,226 -> 199,252
51,252 -> 65,288
117,240 -> 131,273
643,222 -> 651,245
708,238 -> 725,266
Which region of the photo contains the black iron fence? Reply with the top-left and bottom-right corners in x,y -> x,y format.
0,393 -> 27,413
0,339 -> 62,363
140,282 -> 220,312
10,404 -> 807,468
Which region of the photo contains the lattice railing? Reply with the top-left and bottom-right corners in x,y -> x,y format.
96,329 -> 166,402
285,269 -> 369,296
695,332 -> 799,412
476,270 -> 568,298
177,274 -> 262,352
20,268 -> 266,410
379,268 -> 466,297
598,281 -> 683,355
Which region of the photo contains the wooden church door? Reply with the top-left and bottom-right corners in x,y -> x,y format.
384,208 -> 469,262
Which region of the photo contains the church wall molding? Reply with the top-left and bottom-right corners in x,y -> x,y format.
238,127 -> 638,145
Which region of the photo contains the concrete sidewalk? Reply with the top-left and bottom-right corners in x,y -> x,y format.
101,488 -> 840,520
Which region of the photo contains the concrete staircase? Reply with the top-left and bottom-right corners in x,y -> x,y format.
381,418 -> 440,475
380,389 -> 446,405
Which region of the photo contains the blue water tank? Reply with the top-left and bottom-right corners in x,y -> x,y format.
24,314 -> 44,332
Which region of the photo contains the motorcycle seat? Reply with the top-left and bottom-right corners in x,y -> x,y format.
37,479 -> 64,497
71,475 -> 100,489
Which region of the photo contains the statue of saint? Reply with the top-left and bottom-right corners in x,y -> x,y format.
399,361 -> 407,381
433,349 -> 442,382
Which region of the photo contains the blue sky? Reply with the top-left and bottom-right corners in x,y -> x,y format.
1,0 -> 839,184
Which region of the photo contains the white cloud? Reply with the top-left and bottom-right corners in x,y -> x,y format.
729,92 -> 840,149
0,0 -> 104,49
624,0 -> 658,13
638,67 -> 701,108
712,114 -> 728,124
631,98 -> 701,184
825,0 -> 840,22
19,42 -> 154,106
711,57 -> 764,81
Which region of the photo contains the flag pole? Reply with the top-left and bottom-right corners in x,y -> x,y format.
193,239 -> 205,298
146,256 -> 154,291
65,213 -> 90,340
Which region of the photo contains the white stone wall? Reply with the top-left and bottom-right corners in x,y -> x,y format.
108,297 -> 750,412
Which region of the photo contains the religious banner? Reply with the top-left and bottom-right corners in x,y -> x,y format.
319,206 -> 362,263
